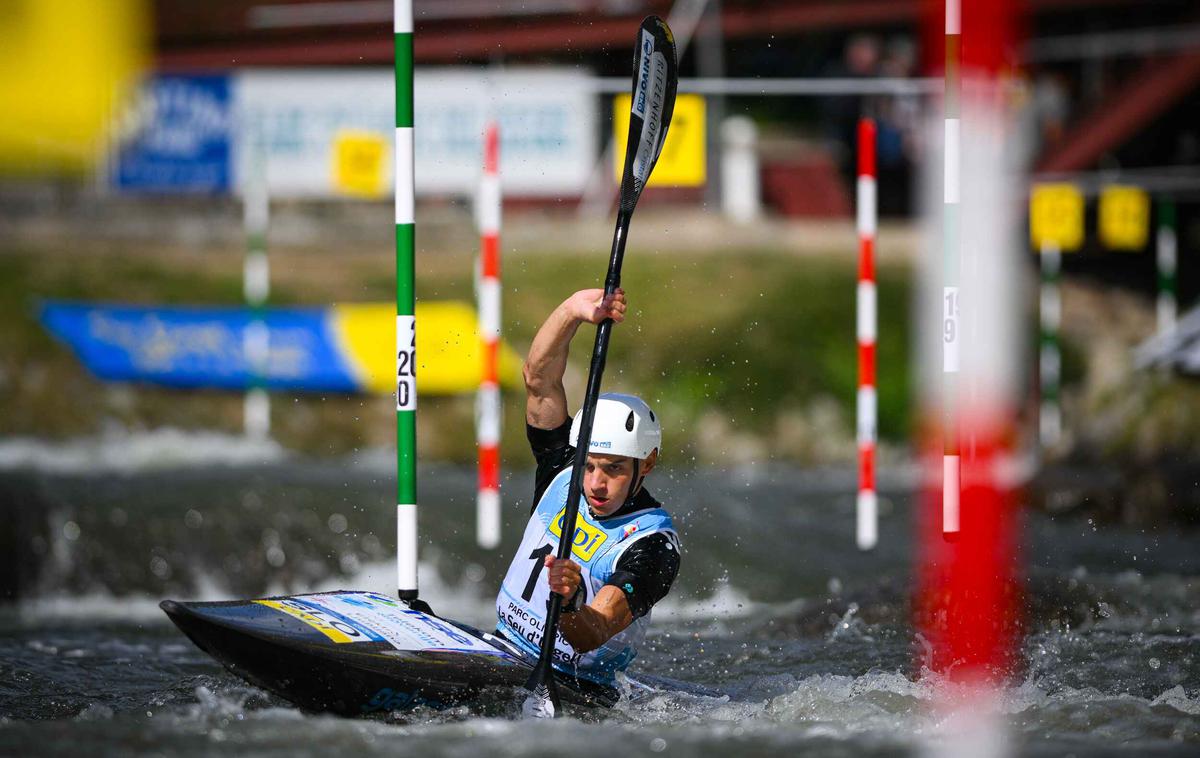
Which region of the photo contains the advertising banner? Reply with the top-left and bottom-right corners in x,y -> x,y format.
40,301 -> 522,395
234,68 -> 596,197
113,74 -> 233,193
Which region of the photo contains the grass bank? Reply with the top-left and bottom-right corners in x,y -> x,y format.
2,236 -> 913,465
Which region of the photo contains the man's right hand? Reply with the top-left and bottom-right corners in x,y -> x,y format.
566,288 -> 626,326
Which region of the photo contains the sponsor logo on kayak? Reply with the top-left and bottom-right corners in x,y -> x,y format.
550,507 -> 608,561
254,598 -> 368,644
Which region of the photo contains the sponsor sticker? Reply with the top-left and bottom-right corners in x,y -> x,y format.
549,508 -> 608,561
622,523 -> 639,539
632,29 -> 655,119
254,598 -> 376,644
294,592 -> 502,654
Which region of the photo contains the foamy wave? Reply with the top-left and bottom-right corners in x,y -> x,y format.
0,427 -> 287,474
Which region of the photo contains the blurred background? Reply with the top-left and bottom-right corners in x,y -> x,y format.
2,1 -> 1199,753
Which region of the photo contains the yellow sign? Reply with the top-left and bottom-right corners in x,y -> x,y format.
332,301 -> 524,396
1029,184 -> 1084,251
613,93 -> 705,187
1099,185 -> 1149,251
0,0 -> 147,174
550,508 -> 609,562
255,599 -> 365,643
332,129 -> 388,198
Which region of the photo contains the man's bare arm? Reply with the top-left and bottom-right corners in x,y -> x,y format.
523,289 -> 626,430
544,556 -> 635,653
558,586 -> 635,653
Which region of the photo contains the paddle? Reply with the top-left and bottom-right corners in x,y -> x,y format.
522,15 -> 678,719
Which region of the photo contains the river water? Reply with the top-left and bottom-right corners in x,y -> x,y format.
0,430 -> 1197,756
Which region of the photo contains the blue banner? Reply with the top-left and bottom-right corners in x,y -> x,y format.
113,75 -> 233,193
40,302 -> 360,393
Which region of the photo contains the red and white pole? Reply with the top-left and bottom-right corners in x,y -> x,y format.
476,121 -> 502,549
856,117 -> 878,551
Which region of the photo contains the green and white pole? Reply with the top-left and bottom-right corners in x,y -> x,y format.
942,0 -> 961,539
395,0 -> 419,603
1039,242 -> 1061,450
1157,199 -> 1177,334
243,125 -> 270,440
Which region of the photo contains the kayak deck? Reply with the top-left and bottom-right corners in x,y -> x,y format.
161,590 -> 620,716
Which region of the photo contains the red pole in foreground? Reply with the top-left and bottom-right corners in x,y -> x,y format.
856,118 -> 878,551
476,121 -> 502,549
916,1 -> 1024,752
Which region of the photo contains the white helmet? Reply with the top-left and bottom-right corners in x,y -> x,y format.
570,393 -> 661,460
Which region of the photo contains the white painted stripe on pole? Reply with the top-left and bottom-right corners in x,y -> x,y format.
857,385 -> 877,446
477,488 -> 501,550
857,281 -> 877,343
943,286 -> 959,373
945,0 -> 961,35
479,278 -> 501,339
1158,226 -> 1177,275
396,315 -> 417,410
1039,402 -> 1061,448
478,176 -> 501,234
1040,283 -> 1061,331
856,490 -> 877,551
395,127 -> 414,224
856,176 -> 876,236
476,384 -> 501,445
943,455 -> 960,533
244,182 -> 269,233
244,253 -> 270,305
393,0 -> 412,33
1157,293 -> 1176,333
1040,345 -> 1061,386
944,119 -> 960,204
244,389 -> 270,440
397,503 -> 417,590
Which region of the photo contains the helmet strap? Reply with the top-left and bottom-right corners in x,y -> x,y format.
626,458 -> 643,503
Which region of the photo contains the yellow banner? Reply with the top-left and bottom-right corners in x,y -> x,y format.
0,0 -> 147,174
333,301 -> 523,396
613,93 -> 706,187
1029,184 -> 1084,252
1099,185 -> 1149,251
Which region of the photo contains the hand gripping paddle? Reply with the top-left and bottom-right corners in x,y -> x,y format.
522,15 -> 678,719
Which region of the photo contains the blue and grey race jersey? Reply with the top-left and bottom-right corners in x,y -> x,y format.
496,465 -> 679,685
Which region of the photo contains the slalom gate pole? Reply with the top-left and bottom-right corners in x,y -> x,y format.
243,126 -> 271,440
1039,242 -> 1062,450
476,121 -> 502,549
394,0 -> 419,602
1157,199 -> 1177,334
941,0 -> 962,540
856,117 -> 878,551
917,0 -> 1023,753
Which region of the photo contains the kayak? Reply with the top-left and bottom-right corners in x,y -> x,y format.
160,590 -> 620,715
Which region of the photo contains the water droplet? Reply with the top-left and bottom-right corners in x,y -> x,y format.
1149,657 -> 1161,670
62,521 -> 80,541
650,738 -> 667,752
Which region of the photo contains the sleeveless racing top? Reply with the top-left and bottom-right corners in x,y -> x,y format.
495,466 -> 678,684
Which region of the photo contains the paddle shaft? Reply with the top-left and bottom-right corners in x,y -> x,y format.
526,207 -> 632,695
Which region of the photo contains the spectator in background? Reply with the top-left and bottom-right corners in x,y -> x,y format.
874,36 -> 920,216
821,34 -> 881,197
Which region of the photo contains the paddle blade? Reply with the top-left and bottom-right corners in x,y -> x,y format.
617,15 -> 679,213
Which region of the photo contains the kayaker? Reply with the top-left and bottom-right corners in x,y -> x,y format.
495,288 -> 681,684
